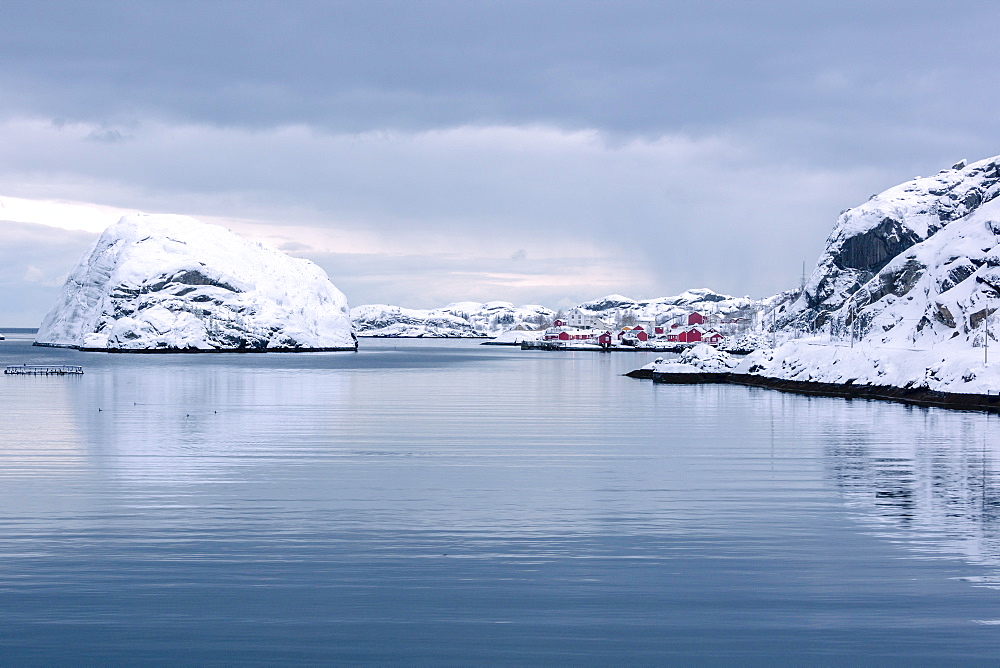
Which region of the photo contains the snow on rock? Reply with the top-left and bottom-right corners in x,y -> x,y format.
653,343 -> 738,374
35,213 -> 356,351
733,338 -> 1000,395
351,288 -> 774,339
576,288 -> 759,323
352,302 -> 555,337
785,155 -> 1000,329
755,155 -> 1000,394
719,332 -> 773,352
350,304 -> 480,337
639,357 -> 668,371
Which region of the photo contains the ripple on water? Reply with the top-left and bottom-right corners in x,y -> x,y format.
1,339 -> 999,663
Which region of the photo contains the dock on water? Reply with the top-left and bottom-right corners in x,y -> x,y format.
5,365 -> 84,375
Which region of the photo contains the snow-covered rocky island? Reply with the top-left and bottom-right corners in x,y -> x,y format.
640,155 -> 1000,410
35,213 -> 357,352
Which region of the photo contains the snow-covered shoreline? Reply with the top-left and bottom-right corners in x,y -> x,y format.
637,344 -> 1000,411
627,155 -> 1000,410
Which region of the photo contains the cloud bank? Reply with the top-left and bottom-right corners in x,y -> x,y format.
1,1 -> 999,324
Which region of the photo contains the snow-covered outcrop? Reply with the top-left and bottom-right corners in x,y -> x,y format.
751,155 -> 1000,394
719,332 -> 772,353
35,213 -> 356,351
650,344 -> 739,374
352,302 -> 555,337
785,156 -> 1000,329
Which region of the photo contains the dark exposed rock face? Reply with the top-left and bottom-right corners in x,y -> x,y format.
834,217 -> 922,274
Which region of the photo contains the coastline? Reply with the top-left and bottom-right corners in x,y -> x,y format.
521,340 -> 686,353
33,342 -> 358,353
635,369 -> 1000,413
359,334 -> 489,339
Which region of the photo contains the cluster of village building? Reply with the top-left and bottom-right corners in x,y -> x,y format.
541,309 -> 747,347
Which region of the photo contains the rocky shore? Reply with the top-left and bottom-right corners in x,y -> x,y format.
645,369 -> 1000,413
628,343 -> 1000,413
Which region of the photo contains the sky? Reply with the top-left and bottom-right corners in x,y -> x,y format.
2,0 -> 1000,325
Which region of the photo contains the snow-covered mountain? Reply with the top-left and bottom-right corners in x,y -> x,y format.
574,288 -> 770,324
351,289 -> 769,338
35,213 -> 356,351
786,156 -> 1000,330
352,302 -> 555,337
745,155 -> 1000,393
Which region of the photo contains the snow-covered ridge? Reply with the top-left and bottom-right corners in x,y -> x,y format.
352,288 -> 765,338
787,155 -> 1000,328
351,302 -> 554,337
35,213 -> 356,351
575,288 -> 756,321
756,155 -> 1000,394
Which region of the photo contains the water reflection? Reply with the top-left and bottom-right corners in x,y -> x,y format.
821,406 -> 1000,577
0,375 -> 85,471
5,340 -> 1000,662
75,362 -> 353,485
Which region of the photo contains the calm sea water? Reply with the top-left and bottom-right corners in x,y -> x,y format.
1,335 -> 999,665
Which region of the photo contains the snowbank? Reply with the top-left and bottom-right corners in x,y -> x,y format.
652,343 -> 739,374
734,337 -> 1000,395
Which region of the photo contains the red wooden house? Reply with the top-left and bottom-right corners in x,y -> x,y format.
617,326 -> 649,342
667,326 -> 724,345
703,331 -> 724,345
678,327 -> 702,343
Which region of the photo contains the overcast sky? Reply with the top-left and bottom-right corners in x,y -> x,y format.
2,0 -> 999,325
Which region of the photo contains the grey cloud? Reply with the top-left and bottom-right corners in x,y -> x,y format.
297,250 -> 641,310
0,120 -> 896,303
2,0 -> 1000,316
2,0 -> 999,150
85,127 -> 132,143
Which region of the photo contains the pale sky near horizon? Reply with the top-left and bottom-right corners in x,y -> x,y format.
2,0 -> 999,326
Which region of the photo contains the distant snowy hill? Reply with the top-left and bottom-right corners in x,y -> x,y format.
751,155 -> 1000,393
35,213 -> 357,351
351,288 -> 771,338
574,288 -> 763,323
352,302 -> 555,337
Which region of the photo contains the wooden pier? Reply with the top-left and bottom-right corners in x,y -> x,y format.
5,365 -> 84,375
